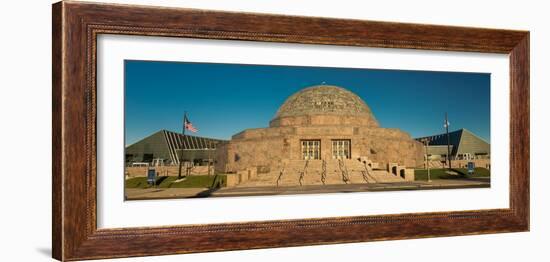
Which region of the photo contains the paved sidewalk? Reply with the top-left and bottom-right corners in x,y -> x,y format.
125,178 -> 490,200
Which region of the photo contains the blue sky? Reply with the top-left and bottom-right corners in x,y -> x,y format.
125,60 -> 490,145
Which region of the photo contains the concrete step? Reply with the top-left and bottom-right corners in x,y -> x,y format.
236,159 -> 408,187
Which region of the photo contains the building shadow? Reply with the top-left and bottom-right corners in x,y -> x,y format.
155,176 -> 169,186
192,187 -> 221,198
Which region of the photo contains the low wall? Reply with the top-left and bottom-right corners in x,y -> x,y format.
387,162 -> 413,181
404,169 -> 415,181
125,165 -> 214,177
424,159 -> 491,169
225,167 -> 258,187
226,174 -> 240,187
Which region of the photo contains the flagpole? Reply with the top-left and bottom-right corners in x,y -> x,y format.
177,111 -> 186,179
445,112 -> 452,170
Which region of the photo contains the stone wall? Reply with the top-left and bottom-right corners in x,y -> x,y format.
358,128 -> 424,168
216,136 -> 286,173
215,124 -> 424,173
270,114 -> 378,128
225,167 -> 258,187
214,142 -> 231,173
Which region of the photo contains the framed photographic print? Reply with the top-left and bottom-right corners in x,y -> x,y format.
52,1 -> 529,261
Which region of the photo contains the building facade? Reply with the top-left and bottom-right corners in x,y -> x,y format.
415,128 -> 490,161
215,85 -> 424,177
125,130 -> 226,166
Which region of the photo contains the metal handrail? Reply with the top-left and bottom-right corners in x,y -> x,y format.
299,159 -> 309,186
276,163 -> 286,187
361,161 -> 379,183
320,159 -> 327,185
338,158 -> 350,184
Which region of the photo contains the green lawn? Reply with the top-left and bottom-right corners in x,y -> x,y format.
125,174 -> 227,189
415,167 -> 490,181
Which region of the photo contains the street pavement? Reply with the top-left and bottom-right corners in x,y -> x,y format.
125,178 -> 490,200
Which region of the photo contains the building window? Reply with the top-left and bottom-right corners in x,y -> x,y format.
332,139 -> 351,159
301,140 -> 321,160
142,154 -> 154,163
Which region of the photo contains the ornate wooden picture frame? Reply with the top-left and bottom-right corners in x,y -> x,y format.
52,1 -> 529,261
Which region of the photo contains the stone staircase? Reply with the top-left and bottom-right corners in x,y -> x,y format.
236,159 -> 407,187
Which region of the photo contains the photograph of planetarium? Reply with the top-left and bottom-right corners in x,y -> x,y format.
124,60 -> 491,200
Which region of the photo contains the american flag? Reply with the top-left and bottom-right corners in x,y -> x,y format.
184,115 -> 198,133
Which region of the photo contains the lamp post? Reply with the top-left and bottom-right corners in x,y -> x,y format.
206,143 -> 211,176
177,113 -> 187,179
211,141 -> 218,176
420,138 -> 432,182
444,112 -> 452,170
177,149 -> 184,179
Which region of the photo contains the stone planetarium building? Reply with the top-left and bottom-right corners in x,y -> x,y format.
215,85 -> 424,186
